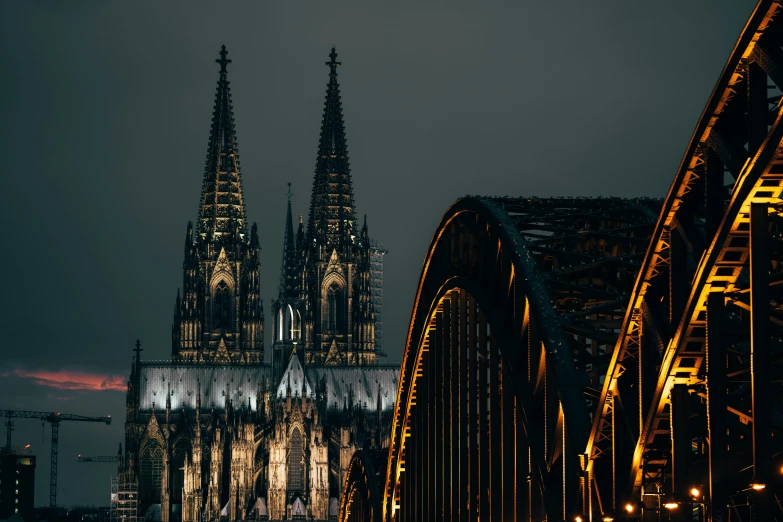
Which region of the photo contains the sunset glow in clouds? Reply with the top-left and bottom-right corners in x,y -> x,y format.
9,369 -> 127,391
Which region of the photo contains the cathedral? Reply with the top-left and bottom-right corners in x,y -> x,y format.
123,46 -> 397,522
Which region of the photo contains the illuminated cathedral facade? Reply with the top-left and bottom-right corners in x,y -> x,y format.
124,47 -> 396,522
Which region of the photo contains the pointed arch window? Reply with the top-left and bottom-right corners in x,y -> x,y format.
213,280 -> 231,330
327,283 -> 344,334
140,440 -> 163,504
278,308 -> 284,341
287,428 -> 304,493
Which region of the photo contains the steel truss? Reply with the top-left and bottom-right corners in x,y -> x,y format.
338,1 -> 783,520
378,196 -> 658,520
586,1 -> 783,520
339,450 -> 387,522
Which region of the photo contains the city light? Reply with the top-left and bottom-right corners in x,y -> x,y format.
624,503 -> 635,514
689,487 -> 701,498
750,482 -> 766,491
602,517 -> 614,522
663,501 -> 679,510
574,516 -> 583,522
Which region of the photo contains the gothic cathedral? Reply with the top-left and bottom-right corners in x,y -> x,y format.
124,47 -> 396,522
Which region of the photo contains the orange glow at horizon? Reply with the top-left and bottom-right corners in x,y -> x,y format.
8,368 -> 127,392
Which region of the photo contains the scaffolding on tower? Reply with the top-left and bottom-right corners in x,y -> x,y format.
369,240 -> 387,357
110,474 -> 139,522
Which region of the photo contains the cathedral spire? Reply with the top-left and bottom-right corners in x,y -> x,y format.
279,183 -> 298,298
307,47 -> 356,246
198,45 -> 247,243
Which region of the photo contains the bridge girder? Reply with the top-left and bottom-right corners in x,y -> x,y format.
379,196 -> 658,520
587,1 -> 783,519
339,1 -> 783,520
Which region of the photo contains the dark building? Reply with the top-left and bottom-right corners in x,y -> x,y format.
124,47 -> 397,522
0,451 -> 36,521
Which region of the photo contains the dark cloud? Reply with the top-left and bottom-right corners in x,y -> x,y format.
0,0 -> 757,507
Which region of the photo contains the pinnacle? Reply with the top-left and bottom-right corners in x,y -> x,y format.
278,183 -> 299,298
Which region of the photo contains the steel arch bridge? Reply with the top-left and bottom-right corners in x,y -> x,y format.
340,1 -> 783,520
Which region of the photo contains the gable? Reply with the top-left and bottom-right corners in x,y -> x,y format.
276,355 -> 313,398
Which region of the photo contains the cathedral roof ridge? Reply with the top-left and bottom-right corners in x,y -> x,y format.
276,352 -> 312,399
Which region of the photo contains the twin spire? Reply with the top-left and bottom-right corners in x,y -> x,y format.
197,45 -> 357,253
198,45 -> 247,243
307,47 -> 357,246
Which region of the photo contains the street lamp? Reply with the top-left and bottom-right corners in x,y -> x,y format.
663,499 -> 679,510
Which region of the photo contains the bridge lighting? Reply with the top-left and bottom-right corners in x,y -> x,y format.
663,500 -> 679,510
601,517 -> 614,522
689,487 -> 701,499
750,482 -> 766,491
574,516 -> 583,522
624,503 -> 635,514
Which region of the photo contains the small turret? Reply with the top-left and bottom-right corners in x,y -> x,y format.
279,183 -> 299,299
184,221 -> 194,254
250,222 -> 259,248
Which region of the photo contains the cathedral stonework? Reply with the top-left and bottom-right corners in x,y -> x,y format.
124,47 -> 396,522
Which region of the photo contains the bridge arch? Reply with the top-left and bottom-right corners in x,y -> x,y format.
586,1 -> 783,519
341,3 -> 783,520
339,450 -> 387,522
381,196 -> 658,520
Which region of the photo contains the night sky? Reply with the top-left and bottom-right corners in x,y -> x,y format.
0,0 -> 757,508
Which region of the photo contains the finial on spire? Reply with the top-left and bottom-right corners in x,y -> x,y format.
326,47 -> 341,77
287,182 -> 292,203
134,339 -> 143,360
217,45 -> 231,74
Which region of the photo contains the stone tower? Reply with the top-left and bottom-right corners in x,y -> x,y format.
171,46 -> 264,365
299,47 -> 377,366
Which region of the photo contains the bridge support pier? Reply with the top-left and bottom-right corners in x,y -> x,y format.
707,291 -> 727,522
670,383 -> 690,522
750,202 -> 771,521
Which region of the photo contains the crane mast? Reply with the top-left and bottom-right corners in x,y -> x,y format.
1,409 -> 112,507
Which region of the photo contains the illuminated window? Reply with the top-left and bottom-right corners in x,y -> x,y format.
287,428 -> 304,493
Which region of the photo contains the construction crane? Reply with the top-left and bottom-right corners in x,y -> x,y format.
78,443 -> 123,465
78,455 -> 118,463
1,409 -> 112,507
